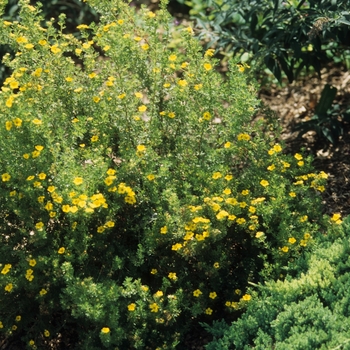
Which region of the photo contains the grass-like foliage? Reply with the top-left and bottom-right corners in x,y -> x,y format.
0,0 -> 329,348
204,217 -> 348,350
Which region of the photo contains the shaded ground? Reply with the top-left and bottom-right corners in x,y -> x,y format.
259,65 -> 350,217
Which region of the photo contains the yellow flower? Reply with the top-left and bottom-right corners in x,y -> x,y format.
106,168 -> 116,176
73,177 -> 83,185
255,231 -> 264,238
137,144 -> 146,152
97,226 -> 105,233
294,153 -> 303,160
128,303 -> 136,311
1,264 -> 12,274
298,161 -> 304,166
15,315 -> 21,322
5,121 -> 13,130
77,24 -> 89,30
151,269 -> 157,274
216,210 -> 229,220
205,49 -> 215,57
38,173 -> 46,180
194,84 -> 202,90
281,246 -> 289,253
242,294 -> 251,301
39,289 -> 47,296
10,81 -> 19,89
178,79 -> 187,87
260,180 -> 269,187
160,226 -> 167,234
32,118 -> 42,125
105,221 -> 115,228
203,63 -> 212,71
50,45 -> 61,54
150,303 -> 159,312
168,272 -> 177,280
155,290 -> 164,298
93,96 -> 100,103
62,205 -> 70,213
91,135 -> 98,142
288,237 -> 296,244
203,111 -> 212,120
2,173 -> 11,182
35,222 -> 44,230
289,192 -> 296,197
213,262 -> 220,268
237,133 -> 250,141
267,164 -> 275,171
168,54 -> 177,61
138,105 -> 147,112
205,308 -> 213,315
331,213 -> 342,224
223,188 -> 231,195
209,291 -> 217,299
193,289 -> 202,297
58,247 -> 65,254
5,283 -> 13,292
212,172 -> 222,180
172,243 -> 183,251
236,218 -> 246,225
16,36 -> 28,44
29,259 -> 36,267
147,174 -> 155,181
101,327 -> 110,334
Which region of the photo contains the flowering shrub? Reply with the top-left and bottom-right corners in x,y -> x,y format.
0,0 -> 328,348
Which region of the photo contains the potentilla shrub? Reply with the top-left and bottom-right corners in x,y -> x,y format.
0,0 -> 328,348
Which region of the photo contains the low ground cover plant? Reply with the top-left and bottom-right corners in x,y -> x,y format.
0,0 -> 329,348
204,216 -> 348,350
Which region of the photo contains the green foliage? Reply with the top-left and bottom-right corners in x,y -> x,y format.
0,0 -> 98,83
205,215 -> 349,350
192,0 -> 350,83
0,0 -> 328,348
188,0 -> 350,144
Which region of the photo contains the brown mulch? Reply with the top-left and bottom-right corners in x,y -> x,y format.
259,65 -> 350,217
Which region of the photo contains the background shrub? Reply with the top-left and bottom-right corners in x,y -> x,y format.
190,0 -> 350,83
0,0 -> 328,348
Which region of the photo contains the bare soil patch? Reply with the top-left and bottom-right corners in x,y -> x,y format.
259,64 -> 350,217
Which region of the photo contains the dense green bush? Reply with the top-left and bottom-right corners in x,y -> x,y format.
204,215 -> 348,350
189,0 -> 350,83
0,0 -> 98,83
0,0 -> 328,348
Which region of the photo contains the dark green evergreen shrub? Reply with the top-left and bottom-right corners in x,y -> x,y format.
205,216 -> 350,350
